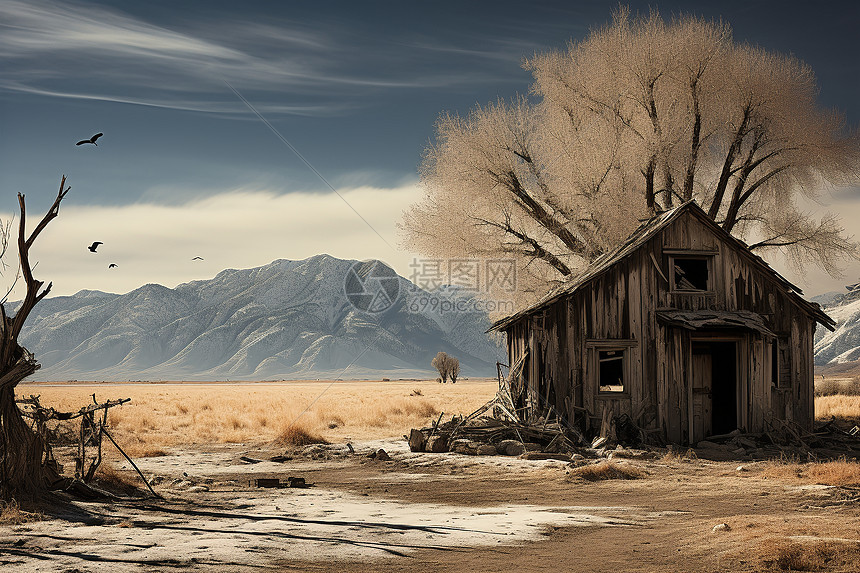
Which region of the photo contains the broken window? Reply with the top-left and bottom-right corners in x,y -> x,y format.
598,349 -> 625,393
671,256 -> 710,291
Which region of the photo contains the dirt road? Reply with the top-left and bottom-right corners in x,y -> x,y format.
2,439 -> 859,572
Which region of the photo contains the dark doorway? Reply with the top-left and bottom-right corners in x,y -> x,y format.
691,340 -> 737,440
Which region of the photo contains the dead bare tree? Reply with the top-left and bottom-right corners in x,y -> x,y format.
0,176 -> 70,499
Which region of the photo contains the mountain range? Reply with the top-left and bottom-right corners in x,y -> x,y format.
814,285 -> 860,367
17,255 -> 506,381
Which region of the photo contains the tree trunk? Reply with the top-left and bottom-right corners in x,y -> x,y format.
0,352 -> 59,499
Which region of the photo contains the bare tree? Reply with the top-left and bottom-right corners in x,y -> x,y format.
402,7 -> 860,306
1,176 -> 70,499
448,356 -> 460,384
431,351 -> 450,383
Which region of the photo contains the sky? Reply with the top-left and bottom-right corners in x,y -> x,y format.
0,0 -> 858,301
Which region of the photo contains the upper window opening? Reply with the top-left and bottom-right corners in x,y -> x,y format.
672,257 -> 709,291
598,349 -> 625,393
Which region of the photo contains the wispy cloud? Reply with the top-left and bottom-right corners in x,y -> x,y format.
0,0 -> 524,116
2,184 -> 422,299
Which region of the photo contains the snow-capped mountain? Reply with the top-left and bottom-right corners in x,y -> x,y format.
17,255 -> 506,381
814,287 -> 860,366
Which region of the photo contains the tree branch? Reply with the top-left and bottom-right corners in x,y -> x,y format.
708,104 -> 752,219
10,176 -> 70,340
683,78 -> 702,200
474,216 -> 572,276
487,168 -> 590,258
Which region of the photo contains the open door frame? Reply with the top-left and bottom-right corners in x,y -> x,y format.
689,334 -> 742,443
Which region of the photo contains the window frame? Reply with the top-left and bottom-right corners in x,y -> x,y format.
665,250 -> 716,294
586,339 -> 637,398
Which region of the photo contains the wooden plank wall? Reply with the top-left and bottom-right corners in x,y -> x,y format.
503,209 -> 820,440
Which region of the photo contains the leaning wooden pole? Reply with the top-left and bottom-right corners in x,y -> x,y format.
101,428 -> 161,499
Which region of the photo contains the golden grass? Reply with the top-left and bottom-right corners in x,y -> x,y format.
17,379 -> 495,452
815,394 -> 860,424
568,461 -> 644,481
761,457 -> 860,487
712,514 -> 860,572
660,447 -> 698,463
0,499 -> 43,525
756,538 -> 860,572
273,421 -> 328,447
95,462 -> 142,496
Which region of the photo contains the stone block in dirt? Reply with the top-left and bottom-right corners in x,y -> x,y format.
475,444 -> 498,456
498,440 -> 525,456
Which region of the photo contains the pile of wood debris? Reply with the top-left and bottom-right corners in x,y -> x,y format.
409,413 -> 860,462
408,415 -> 582,461
693,417 -> 860,460
407,365 -> 860,462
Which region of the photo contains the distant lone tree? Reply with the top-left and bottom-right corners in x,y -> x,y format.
0,176 -> 70,499
402,7 -> 860,305
431,351 -> 450,383
431,351 -> 461,383
448,356 -> 460,384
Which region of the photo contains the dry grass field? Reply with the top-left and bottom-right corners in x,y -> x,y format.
18,376 -> 860,457
815,376 -> 860,426
16,378 -> 497,457
6,378 -> 860,572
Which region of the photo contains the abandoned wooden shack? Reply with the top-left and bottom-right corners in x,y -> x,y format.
490,201 -> 835,445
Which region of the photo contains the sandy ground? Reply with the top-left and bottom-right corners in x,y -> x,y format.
2,437 -> 860,573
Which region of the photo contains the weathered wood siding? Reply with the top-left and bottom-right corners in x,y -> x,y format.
504,209 -> 820,441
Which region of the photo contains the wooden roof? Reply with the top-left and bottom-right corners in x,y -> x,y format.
489,201 -> 835,332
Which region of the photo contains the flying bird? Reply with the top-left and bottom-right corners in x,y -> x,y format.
88,241 -> 103,252
191,256 -> 204,260
76,133 -> 103,146
108,263 -> 117,268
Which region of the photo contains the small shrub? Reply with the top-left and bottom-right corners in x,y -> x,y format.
135,446 -> 168,458
568,461 -> 644,481
805,458 -> 860,487
0,499 -> 43,525
274,423 -> 328,447
758,539 -> 860,572
121,436 -> 171,458
660,447 -> 697,462
95,463 -> 141,496
761,457 -> 860,487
